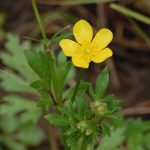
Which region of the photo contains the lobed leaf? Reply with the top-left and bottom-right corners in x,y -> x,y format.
45,114 -> 71,126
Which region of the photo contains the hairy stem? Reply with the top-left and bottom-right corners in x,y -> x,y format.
31,1 -> 57,150
48,125 -> 59,150
31,0 -> 47,39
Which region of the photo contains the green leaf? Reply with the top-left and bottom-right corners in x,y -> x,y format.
88,83 -> 95,99
101,94 -> 122,114
110,3 -> 150,26
100,124 -> 111,136
63,81 -> 90,101
24,50 -> 41,77
57,51 -> 67,65
63,86 -> 74,100
76,96 -> 89,119
51,25 -> 71,39
24,50 -> 54,93
50,25 -> 72,44
2,136 -> 26,150
97,127 -> 125,150
0,34 -> 45,149
51,32 -> 73,44
63,128 -> 77,136
64,130 -> 81,148
0,70 -> 35,93
0,95 -> 42,123
63,100 -> 76,121
30,80 -> 44,89
0,116 -> 20,133
37,91 -> 53,110
45,114 -> 71,126
125,119 -> 150,150
0,34 -> 40,93
65,65 -> 75,83
55,56 -> 73,101
143,133 -> 150,149
61,0 -> 117,6
94,67 -> 109,100
17,124 -> 45,145
0,34 -> 38,82
77,81 -> 90,95
57,62 -> 72,85
78,81 -> 95,99
56,51 -> 75,100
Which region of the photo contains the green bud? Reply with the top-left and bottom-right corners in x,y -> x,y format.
77,120 -> 87,133
90,101 -> 107,114
85,128 -> 93,136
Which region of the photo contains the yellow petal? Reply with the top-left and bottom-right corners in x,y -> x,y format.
72,55 -> 90,68
90,28 -> 113,50
59,39 -> 80,57
73,20 -> 93,46
90,48 -> 113,63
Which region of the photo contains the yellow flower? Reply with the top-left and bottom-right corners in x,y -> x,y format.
59,19 -> 113,68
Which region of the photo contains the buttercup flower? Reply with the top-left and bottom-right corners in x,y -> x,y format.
59,19 -> 113,68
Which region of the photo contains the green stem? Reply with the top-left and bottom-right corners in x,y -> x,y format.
81,138 -> 87,150
71,69 -> 84,102
31,0 -> 47,39
31,1 -> 57,150
48,125 -> 59,150
31,0 -> 61,110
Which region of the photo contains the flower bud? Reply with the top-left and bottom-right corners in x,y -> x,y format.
90,101 -> 107,114
77,120 -> 87,133
85,128 -> 93,136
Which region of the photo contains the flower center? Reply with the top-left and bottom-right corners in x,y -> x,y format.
82,46 -> 90,54
85,47 -> 90,53
76,45 -> 91,62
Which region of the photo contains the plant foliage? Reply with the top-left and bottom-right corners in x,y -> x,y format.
0,34 -> 45,150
